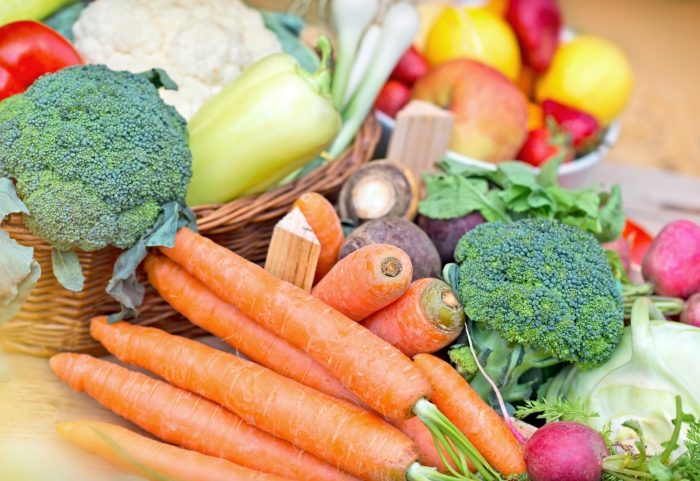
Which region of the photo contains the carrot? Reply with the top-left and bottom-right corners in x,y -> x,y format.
144,254 -> 364,407
57,421 -> 293,481
90,318 -> 419,481
393,417 -> 447,473
50,352 -> 352,481
292,192 -> 345,283
159,228 -> 430,421
413,353 -> 527,477
311,244 -> 413,321
362,279 -> 465,357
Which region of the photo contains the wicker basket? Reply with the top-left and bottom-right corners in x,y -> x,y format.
0,116 -> 380,357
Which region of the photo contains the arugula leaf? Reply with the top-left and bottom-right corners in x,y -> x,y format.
598,185 -> 625,242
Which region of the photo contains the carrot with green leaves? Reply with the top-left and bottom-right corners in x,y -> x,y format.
50,352 -> 353,481
393,417 -> 448,473
57,421 -> 293,481
159,228 -> 505,481
144,254 -> 364,407
312,244 -> 413,321
363,279 -> 465,357
292,192 -> 345,283
90,318 -> 424,481
413,353 -> 527,477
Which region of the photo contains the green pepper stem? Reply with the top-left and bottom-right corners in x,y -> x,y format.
297,36 -> 333,99
412,399 -> 502,481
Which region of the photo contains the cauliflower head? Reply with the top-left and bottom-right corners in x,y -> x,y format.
0,65 -> 192,252
72,0 -> 281,119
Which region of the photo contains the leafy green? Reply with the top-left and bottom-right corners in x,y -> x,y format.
515,397 -> 599,425
419,157 -> 625,242
262,11 -> 320,73
51,249 -> 84,292
42,1 -> 85,41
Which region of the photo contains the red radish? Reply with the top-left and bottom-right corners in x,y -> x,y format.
390,46 -> 429,86
524,422 -> 608,481
506,0 -> 562,73
375,80 -> 411,118
641,220 -> 700,298
541,100 -> 600,152
681,293 -> 700,327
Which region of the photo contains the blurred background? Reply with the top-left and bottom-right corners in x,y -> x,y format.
251,0 -> 700,177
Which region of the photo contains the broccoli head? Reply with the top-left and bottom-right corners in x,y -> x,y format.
0,65 -> 191,252
452,219 -> 624,403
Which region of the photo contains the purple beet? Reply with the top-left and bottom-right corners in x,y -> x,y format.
416,212 -> 485,263
524,421 -> 609,481
642,220 -> 700,298
681,292 -> 700,327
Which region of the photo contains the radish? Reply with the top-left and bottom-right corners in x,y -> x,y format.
681,293 -> 700,327
642,220 -> 700,299
524,422 -> 608,481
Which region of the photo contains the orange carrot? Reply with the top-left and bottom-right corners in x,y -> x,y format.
57,421 -> 293,481
292,192 -> 345,283
312,244 -> 413,321
50,352 -> 353,481
393,417 -> 447,472
159,228 -> 430,421
144,254 -> 364,407
413,354 -> 527,476
362,279 -> 465,357
90,318 -> 419,481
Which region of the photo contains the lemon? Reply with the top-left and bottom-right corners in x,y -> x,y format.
536,35 -> 633,125
425,6 -> 521,81
414,2 -> 450,52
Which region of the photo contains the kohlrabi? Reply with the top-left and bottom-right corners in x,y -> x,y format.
543,297 -> 700,454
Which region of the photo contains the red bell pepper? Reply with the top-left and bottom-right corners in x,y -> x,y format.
622,218 -> 653,266
0,20 -> 82,101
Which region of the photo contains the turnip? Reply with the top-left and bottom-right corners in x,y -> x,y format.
524,421 -> 608,481
642,220 -> 700,298
681,292 -> 700,327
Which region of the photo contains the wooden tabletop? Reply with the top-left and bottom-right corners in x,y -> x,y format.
1,161 -> 699,479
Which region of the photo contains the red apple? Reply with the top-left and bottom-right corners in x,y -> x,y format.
412,59 -> 528,162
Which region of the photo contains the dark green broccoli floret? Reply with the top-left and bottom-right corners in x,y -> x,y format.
0,64 -> 191,252
452,219 -> 624,403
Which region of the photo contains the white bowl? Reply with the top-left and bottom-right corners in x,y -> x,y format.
375,110 -> 620,187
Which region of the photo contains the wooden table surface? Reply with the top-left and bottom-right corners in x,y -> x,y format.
2,161 -> 699,479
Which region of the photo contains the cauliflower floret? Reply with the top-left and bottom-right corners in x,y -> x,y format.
72,0 -> 281,119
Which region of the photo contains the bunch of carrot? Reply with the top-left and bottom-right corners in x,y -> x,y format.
51,192 -> 526,481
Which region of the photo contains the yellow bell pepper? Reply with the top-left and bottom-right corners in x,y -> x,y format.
186,38 -> 340,206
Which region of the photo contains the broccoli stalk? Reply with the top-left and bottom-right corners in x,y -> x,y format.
449,219 -> 624,405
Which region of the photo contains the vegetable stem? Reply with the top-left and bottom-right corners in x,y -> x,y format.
413,399 -> 502,481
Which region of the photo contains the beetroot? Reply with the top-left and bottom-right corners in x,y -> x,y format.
642,220 -> 700,298
681,293 -> 700,327
416,212 -> 485,263
524,421 -> 608,481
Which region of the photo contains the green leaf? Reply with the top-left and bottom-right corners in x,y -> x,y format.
648,456 -> 673,481
597,185 -> 625,242
107,203 -> 191,319
51,249 -> 85,292
606,249 -> 632,283
537,155 -> 563,187
262,11 -> 320,73
0,231 -> 40,326
437,158 -> 494,178
0,178 -> 28,221
137,68 -> 179,91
